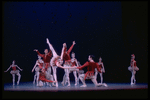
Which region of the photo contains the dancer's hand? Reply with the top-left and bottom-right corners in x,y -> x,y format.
46,38 -> 50,44
63,43 -> 66,47
73,41 -> 76,45
20,69 -> 23,71
34,49 -> 38,52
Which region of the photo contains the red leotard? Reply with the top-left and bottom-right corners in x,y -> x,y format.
131,60 -> 136,67
12,66 -> 16,71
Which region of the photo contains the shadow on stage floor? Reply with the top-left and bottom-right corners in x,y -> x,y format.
3,82 -> 148,99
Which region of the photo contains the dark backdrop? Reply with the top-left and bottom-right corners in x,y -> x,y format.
2,1 -> 148,84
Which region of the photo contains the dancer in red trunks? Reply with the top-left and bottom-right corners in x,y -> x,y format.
38,68 -> 56,87
34,48 -> 52,72
61,52 -> 79,86
61,41 -> 76,86
46,38 -> 72,87
76,55 -> 106,87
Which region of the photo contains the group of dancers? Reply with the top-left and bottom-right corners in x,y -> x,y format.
4,38 -> 139,87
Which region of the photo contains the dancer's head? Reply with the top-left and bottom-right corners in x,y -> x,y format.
37,55 -> 41,59
44,49 -> 48,54
57,57 -> 63,65
131,54 -> 135,59
12,60 -> 15,64
63,43 -> 67,53
71,52 -> 75,58
88,55 -> 94,61
99,57 -> 102,62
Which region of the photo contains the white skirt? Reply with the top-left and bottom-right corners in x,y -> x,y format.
50,56 -> 59,67
35,66 -> 40,72
128,66 -> 139,71
10,70 -> 20,74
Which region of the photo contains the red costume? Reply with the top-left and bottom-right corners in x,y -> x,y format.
71,60 -> 76,67
63,44 -> 74,65
97,62 -> 103,72
12,66 -> 16,71
77,61 -> 101,80
39,72 -> 53,83
130,60 -> 136,67
36,50 -> 52,70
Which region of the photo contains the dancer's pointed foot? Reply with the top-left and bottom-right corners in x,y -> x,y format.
80,84 -> 87,87
17,81 -> 19,85
67,84 -> 70,87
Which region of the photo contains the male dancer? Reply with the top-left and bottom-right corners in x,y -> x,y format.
4,60 -> 23,85
38,68 -> 56,87
128,54 -> 139,85
61,41 -> 76,86
46,38 -> 69,87
61,52 -> 79,86
76,55 -> 107,87
34,47 -> 52,72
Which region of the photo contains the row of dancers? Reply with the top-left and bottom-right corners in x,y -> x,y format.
4,38 -> 139,87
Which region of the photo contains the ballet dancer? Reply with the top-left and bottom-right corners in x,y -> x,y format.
31,55 -> 44,86
95,57 -> 105,84
4,60 -> 23,85
38,68 -> 56,87
46,38 -> 71,87
76,55 -> 107,87
34,47 -> 52,73
61,52 -> 79,86
128,54 -> 139,85
61,41 -> 76,87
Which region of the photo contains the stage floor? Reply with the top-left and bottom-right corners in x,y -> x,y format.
3,82 -> 148,99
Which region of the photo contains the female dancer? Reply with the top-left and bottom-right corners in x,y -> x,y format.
4,60 -> 23,85
31,55 -> 44,86
128,54 -> 139,85
46,38 -> 70,87
95,57 -> 105,84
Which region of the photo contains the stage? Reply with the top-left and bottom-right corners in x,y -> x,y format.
3,82 -> 148,99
